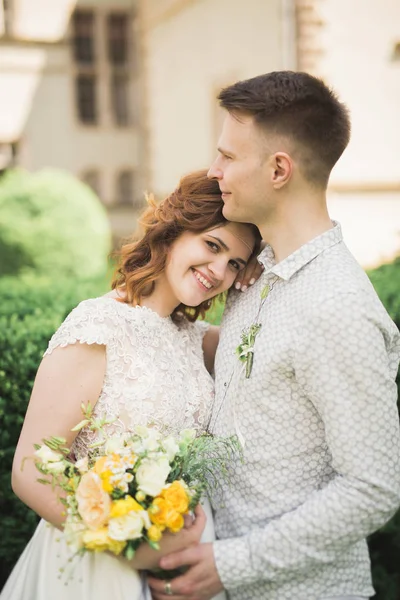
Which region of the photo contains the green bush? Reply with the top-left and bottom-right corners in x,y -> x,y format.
0,168 -> 111,280
0,275 -> 108,588
367,257 -> 400,600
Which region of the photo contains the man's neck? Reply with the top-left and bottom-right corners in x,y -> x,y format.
259,196 -> 333,263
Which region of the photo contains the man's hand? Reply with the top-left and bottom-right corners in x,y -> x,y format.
148,543 -> 224,600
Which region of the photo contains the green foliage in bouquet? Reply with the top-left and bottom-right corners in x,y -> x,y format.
0,168 -> 111,280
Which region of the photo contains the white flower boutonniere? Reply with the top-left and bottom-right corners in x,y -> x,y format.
235,282 -> 275,379
236,323 -> 262,378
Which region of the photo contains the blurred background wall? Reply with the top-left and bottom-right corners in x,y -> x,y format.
0,0 -> 399,265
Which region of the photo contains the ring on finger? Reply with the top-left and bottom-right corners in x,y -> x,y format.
164,581 -> 173,596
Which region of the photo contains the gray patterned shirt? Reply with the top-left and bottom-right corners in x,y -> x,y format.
210,223 -> 400,600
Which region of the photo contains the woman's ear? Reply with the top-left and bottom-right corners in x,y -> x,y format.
271,152 -> 293,189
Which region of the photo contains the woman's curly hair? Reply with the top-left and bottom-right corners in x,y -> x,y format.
112,169 -> 261,323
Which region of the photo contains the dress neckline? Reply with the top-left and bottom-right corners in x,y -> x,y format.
99,296 -> 175,326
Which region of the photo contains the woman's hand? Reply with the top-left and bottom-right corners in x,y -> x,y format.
124,504 -> 207,571
235,249 -> 265,291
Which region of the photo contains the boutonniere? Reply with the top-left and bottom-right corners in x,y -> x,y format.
235,283 -> 274,379
236,323 -> 262,379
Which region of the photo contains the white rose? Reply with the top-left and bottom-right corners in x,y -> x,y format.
34,445 -> 63,465
108,511 -> 146,541
136,456 -> 171,497
46,460 -> 66,474
162,436 -> 179,462
105,436 -> 126,455
75,456 -> 89,474
128,438 -> 144,455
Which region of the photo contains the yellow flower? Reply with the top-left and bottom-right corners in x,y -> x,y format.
149,497 -> 168,530
76,471 -> 111,530
165,511 -> 184,533
93,456 -> 108,475
82,528 -> 126,555
161,481 -> 189,514
147,525 -> 162,543
110,496 -> 143,519
150,497 -> 184,533
93,457 -> 114,493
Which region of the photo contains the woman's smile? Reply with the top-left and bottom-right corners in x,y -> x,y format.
191,268 -> 215,291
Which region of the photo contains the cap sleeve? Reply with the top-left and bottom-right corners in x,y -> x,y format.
44,298 -> 114,356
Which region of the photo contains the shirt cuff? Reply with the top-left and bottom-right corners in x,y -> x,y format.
213,536 -> 258,590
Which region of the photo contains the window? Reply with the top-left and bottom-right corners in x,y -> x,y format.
117,171 -> 134,205
72,11 -> 95,64
76,75 -> 97,124
107,12 -> 131,126
2,0 -> 13,36
71,9 -> 134,127
72,10 -> 97,125
107,14 -> 129,66
81,169 -> 101,198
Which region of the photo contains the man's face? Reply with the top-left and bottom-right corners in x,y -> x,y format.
208,112 -> 273,228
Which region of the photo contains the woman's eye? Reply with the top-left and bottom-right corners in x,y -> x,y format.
229,260 -> 241,271
206,240 -> 219,252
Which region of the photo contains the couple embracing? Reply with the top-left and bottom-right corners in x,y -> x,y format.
2,71 -> 400,600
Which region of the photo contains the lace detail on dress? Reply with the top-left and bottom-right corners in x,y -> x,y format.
44,298 -> 214,459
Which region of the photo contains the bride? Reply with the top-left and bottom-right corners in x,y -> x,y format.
1,170 -> 261,600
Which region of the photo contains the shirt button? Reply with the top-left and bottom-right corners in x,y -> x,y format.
224,382 -> 227,387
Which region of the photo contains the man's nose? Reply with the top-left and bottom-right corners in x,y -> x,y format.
207,162 -> 222,180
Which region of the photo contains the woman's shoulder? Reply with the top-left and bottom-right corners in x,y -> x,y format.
44,295 -> 127,356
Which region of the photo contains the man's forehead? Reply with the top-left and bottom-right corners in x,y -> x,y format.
219,112 -> 263,149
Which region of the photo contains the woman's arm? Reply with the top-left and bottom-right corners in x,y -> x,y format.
12,342 -> 106,529
202,326 -> 220,374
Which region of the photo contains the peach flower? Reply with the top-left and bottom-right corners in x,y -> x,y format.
76,471 -> 111,530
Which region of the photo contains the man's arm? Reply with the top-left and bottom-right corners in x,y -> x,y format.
212,293 -> 400,590
150,292 -> 400,596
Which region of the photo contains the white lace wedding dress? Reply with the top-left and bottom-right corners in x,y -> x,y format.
1,297 -> 226,600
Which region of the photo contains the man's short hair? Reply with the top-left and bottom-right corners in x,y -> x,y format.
218,71 -> 351,187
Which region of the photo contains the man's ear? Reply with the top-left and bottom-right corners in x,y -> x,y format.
271,152 -> 293,189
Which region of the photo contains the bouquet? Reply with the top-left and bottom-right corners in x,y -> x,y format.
31,403 -> 238,562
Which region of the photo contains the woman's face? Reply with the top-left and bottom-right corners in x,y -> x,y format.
162,222 -> 255,309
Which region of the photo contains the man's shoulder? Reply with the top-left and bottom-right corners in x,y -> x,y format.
298,242 -> 375,300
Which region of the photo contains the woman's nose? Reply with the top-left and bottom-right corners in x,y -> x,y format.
208,258 -> 227,281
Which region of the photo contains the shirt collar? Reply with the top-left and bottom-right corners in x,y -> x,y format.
258,221 -> 343,281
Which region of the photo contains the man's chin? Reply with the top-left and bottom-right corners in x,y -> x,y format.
222,203 -> 235,220
222,204 -> 244,223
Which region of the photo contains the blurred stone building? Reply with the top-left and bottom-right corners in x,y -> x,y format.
1,0 -> 399,264
139,0 -> 400,267
0,0 -> 144,240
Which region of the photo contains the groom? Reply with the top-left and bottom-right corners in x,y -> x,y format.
149,71 -> 400,599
